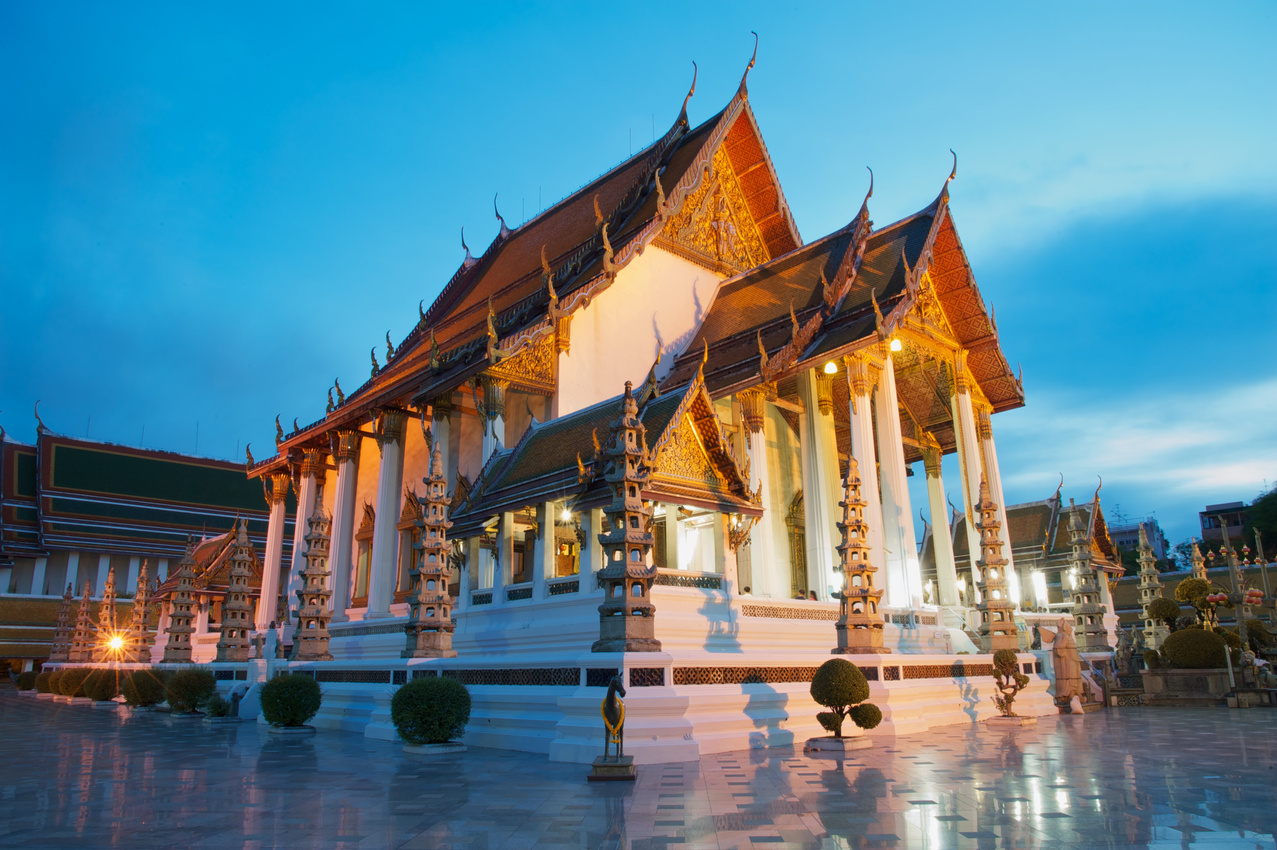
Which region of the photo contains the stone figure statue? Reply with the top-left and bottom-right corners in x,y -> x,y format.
1114,627 -> 1134,676
1051,617 -> 1084,712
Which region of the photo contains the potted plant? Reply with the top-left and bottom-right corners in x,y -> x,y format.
806,658 -> 882,752
165,669 -> 217,716
391,676 -> 471,756
260,673 -> 322,734
987,649 -> 1035,726
121,670 -> 169,710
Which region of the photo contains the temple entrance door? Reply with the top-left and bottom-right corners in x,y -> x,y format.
786,491 -> 807,599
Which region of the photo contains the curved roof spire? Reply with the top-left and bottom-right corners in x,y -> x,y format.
739,31 -> 758,91
679,61 -> 698,123
937,149 -> 958,205
461,227 -> 477,269
494,193 -> 511,239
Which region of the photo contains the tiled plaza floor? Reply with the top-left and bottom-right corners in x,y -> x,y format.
1,693 -> 1275,850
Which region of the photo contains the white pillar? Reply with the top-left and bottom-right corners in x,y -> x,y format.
96,553 -> 112,594
583,508 -> 604,597
874,354 -> 922,609
285,447 -> 326,610
845,355 -> 887,579
368,410 -> 407,619
457,538 -> 472,613
533,502 -> 554,600
716,514 -> 738,593
125,556 -> 141,595
951,353 -> 983,569
66,552 -> 82,594
492,512 -> 513,607
328,429 -> 361,622
480,378 -> 508,461
29,557 -> 48,597
255,472 -> 290,630
739,391 -> 779,598
156,558 -> 170,583
797,369 -> 841,600
923,445 -> 959,608
662,505 -> 679,570
430,395 -> 456,489
976,406 -> 1015,573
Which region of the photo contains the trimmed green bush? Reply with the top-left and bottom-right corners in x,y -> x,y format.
121,670 -> 169,707
58,667 -> 91,697
1219,630 -> 1243,651
260,673 -> 322,727
391,677 -> 472,745
47,669 -> 65,694
991,649 -> 1031,716
1143,649 -> 1163,670
810,658 -> 878,738
1245,619 -> 1272,651
17,671 -> 37,691
1147,597 -> 1182,632
848,703 -> 883,730
206,694 -> 233,718
1163,628 -> 1227,669
34,671 -> 54,693
84,669 -> 119,702
165,669 -> 216,713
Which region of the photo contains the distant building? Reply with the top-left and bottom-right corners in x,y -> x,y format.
1200,501 -> 1247,545
1109,518 -> 1167,560
0,425 -> 293,669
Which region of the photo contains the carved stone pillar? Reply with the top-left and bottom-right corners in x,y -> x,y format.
874,353 -> 922,609
286,447 -> 328,609
255,471 -> 291,630
328,429 -> 361,622
738,388 -> 779,598
367,408 -> 408,619
479,376 -> 509,461
797,369 -> 842,600
844,354 -> 887,579
922,435 -> 960,610
949,352 -> 983,567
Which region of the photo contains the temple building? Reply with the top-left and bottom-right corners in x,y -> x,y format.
230,63 -> 1051,759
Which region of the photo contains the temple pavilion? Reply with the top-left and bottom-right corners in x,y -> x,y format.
236,61 -> 1046,758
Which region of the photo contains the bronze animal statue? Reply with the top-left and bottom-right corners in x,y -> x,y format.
601,675 -> 626,762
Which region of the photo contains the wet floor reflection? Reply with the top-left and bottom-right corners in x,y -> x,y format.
2,695 -> 1276,848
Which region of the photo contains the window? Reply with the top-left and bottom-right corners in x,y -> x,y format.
352,503 -> 375,608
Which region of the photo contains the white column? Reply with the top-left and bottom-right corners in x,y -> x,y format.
430,395 -> 456,489
662,506 -> 679,570
583,508 -> 604,597
715,514 -> 738,593
29,557 -> 48,597
845,355 -> 887,578
125,556 -> 141,595
923,442 -> 959,608
874,354 -> 922,609
739,390 -> 779,598
156,558 -> 170,583
457,538 -> 472,613
285,447 -> 326,610
368,410 -> 408,619
255,472 -> 290,630
533,502 -> 554,599
951,353 -> 983,567
96,554 -> 112,594
480,378 -> 508,461
976,406 -> 1015,573
492,512 -> 513,607
66,552 -> 82,593
328,429 -> 361,622
797,369 -> 841,600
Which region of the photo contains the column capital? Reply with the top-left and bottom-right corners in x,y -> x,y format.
843,352 -> 879,414
815,370 -> 834,416
975,405 -> 993,441
737,388 -> 766,434
953,350 -> 972,396
920,431 -> 944,478
477,375 -> 509,421
373,408 -> 409,450
333,428 -> 362,463
263,472 -> 291,506
300,446 -> 329,479
430,392 -> 455,422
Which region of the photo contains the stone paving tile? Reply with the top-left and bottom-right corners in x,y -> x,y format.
3,694 -> 1277,848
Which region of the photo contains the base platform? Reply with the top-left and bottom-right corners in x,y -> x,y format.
588,755 -> 636,782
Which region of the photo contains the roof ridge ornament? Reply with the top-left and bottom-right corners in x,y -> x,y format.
326,388 -> 335,414
739,31 -> 758,92
334,378 -> 345,405
245,443 -> 254,468
418,299 -> 427,328
494,193 -> 511,239
370,346 -> 380,377
461,227 -> 477,269
34,400 -> 47,433
938,149 -> 957,204
654,169 -> 667,221
275,416 -> 284,448
386,331 -> 396,361
679,61 -> 698,123
601,222 -> 616,276
593,194 -> 604,229
429,329 -> 441,371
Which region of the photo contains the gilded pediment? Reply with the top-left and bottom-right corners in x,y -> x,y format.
651,414 -> 724,491
658,148 -> 769,274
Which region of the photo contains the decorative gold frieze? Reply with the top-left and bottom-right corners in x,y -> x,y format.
653,415 -> 723,490
660,148 -> 768,273
485,329 -> 556,396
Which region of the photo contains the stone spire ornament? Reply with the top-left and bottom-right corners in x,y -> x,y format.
832,452 -> 887,654
125,561 -> 154,663
592,382 -> 661,653
404,441 -> 457,658
216,520 -> 255,662
48,583 -> 74,663
1190,538 -> 1207,581
292,496 -> 334,662
68,580 -> 95,663
92,566 -> 119,662
1136,524 -> 1168,650
1066,500 -> 1110,652
162,540 -> 198,663
973,474 -> 1018,652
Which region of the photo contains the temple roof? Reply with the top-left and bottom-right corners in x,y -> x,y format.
261,79 -> 802,470
451,370 -> 760,537
154,527 -> 263,599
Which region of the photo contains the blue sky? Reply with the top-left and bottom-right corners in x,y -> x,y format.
2,2 -> 1274,548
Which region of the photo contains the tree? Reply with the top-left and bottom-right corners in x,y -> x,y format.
991,649 -> 1030,716
1248,483 -> 1277,551
1147,597 -> 1183,633
810,659 -> 881,738
1175,577 -> 1231,630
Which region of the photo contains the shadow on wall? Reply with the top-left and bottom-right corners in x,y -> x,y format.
698,587 -> 740,654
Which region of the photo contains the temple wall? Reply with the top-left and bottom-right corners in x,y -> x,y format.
557,247 -> 721,417
456,405 -> 485,483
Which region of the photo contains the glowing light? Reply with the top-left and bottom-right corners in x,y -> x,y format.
823,361 -> 837,374
889,338 -> 902,352
560,508 -> 572,522
108,635 -> 124,651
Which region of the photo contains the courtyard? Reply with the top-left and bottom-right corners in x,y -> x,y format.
0,694 -> 1274,849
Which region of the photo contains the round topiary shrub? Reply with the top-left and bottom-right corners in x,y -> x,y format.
205,694 -> 232,718
810,658 -> 877,738
84,669 -> 119,702
121,670 -> 169,707
165,669 -> 217,713
34,671 -> 54,693
848,703 -> 883,730
1219,630 -> 1243,651
58,667 -> 91,697
1163,628 -> 1227,669
1147,597 -> 1182,632
391,677 -> 472,745
260,673 -> 322,727
1143,649 -> 1164,670
17,671 -> 37,691
47,669 -> 65,694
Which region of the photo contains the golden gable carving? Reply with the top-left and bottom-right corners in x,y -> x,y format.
659,148 -> 768,273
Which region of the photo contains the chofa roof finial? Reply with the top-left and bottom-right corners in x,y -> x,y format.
739,31 -> 758,90
34,400 -> 47,433
680,61 -> 698,121
948,149 -> 958,184
461,227 -> 476,268
494,193 -> 510,239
